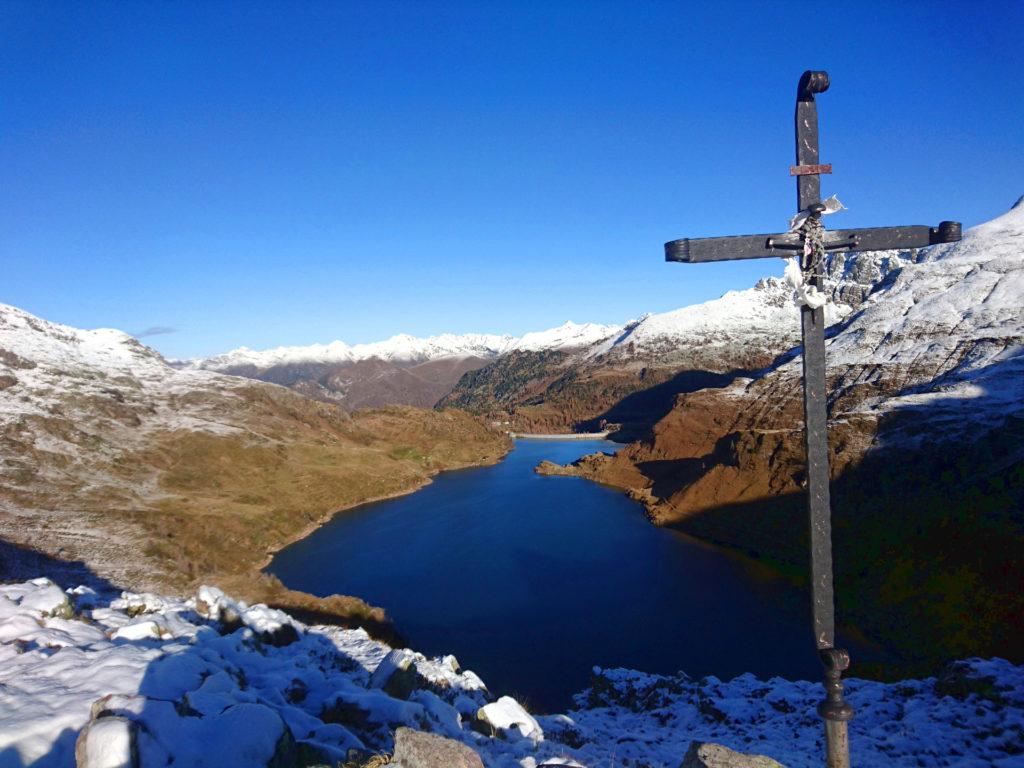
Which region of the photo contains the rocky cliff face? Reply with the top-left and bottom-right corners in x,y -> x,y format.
0,303 -> 510,620
553,200 -> 1024,670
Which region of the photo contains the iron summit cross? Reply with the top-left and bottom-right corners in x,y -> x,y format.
664,71 -> 961,767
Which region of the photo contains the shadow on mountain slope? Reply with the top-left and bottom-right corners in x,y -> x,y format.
0,539 -> 120,594
658,405 -> 1024,678
577,368 -> 752,441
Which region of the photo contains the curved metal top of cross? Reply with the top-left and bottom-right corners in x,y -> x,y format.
797,70 -> 830,101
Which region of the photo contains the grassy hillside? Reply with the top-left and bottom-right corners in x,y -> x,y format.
1,378 -> 510,636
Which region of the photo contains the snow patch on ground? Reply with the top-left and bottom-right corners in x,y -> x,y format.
0,578 -> 1020,767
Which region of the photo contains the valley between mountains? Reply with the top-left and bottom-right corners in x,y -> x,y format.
173,197 -> 1024,674
2,199 -> 1022,681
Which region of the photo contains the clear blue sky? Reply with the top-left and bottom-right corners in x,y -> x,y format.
2,1 -> 1021,358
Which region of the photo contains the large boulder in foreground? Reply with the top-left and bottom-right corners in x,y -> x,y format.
680,742 -> 786,768
390,727 -> 484,768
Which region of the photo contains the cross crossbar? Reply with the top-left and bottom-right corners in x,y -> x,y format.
662,69 -> 961,768
666,222 -> 962,263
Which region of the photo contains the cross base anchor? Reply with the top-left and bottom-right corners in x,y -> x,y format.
818,648 -> 854,768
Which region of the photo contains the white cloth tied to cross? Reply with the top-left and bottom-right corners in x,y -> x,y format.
783,195 -> 845,309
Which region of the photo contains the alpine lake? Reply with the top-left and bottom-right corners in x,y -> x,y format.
269,439 -> 873,712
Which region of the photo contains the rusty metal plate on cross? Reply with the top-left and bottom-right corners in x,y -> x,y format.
790,164 -> 832,176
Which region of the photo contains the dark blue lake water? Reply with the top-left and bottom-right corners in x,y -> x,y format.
269,439 -> 830,712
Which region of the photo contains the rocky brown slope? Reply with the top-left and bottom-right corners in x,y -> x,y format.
544,200 -> 1024,671
0,303 -> 510,633
200,354 -> 494,411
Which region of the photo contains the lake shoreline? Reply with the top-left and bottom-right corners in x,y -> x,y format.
268,438 -> 856,711
255,445 -> 513,577
259,436 -> 611,575
510,431 -> 611,440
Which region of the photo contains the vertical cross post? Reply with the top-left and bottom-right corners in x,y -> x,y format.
663,69 -> 960,768
795,70 -> 854,768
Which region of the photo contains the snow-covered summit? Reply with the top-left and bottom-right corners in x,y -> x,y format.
0,303 -> 169,378
510,321 -> 620,353
0,302 -> 246,428
585,249 -> 904,369
590,277 -> 806,362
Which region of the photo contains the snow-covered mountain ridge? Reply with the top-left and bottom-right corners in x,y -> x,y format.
0,298 -> 280,437
183,320 -> 623,372
181,273 -> 866,376
181,247 -> 904,419
185,248 -> 898,378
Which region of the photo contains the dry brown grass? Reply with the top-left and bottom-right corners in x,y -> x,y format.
341,755 -> 390,768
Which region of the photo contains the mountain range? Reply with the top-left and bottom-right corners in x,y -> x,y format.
183,245 -> 904,435
178,321 -> 619,410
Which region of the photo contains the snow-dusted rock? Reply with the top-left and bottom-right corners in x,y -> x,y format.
680,742 -> 786,768
477,696 -> 543,742
74,715 -> 137,768
369,648 -> 421,699
369,647 -> 489,705
111,592 -> 177,618
194,585 -> 244,625
391,726 -> 484,768
111,620 -> 167,641
194,586 -> 299,646
5,577 -> 74,618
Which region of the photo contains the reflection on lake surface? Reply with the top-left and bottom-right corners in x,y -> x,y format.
270,439 -> 835,712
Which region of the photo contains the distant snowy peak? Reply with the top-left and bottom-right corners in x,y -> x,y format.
188,332 -> 515,372
510,321 -> 621,352
188,322 -> 624,372
353,332 -> 516,362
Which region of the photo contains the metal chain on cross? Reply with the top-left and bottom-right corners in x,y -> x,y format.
783,194 -> 845,309
801,213 -> 827,274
